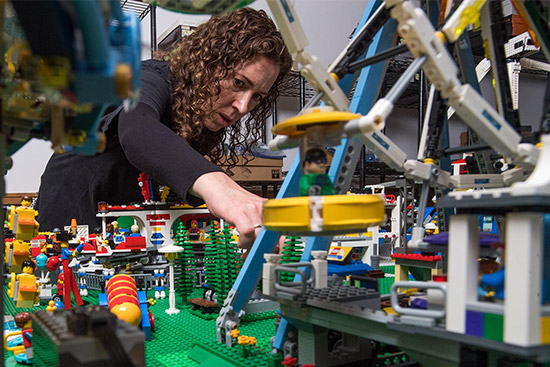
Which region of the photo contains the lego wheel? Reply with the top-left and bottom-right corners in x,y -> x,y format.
272,107 -> 360,137
263,194 -> 385,235
203,287 -> 216,302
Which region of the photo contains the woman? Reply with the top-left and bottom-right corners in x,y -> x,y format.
36,8 -> 292,250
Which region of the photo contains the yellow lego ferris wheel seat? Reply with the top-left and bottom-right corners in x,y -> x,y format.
263,194 -> 385,235
272,107 -> 360,137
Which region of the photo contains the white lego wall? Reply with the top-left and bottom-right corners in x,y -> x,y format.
4,0 -> 548,193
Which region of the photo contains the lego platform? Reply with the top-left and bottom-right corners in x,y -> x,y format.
277,284 -> 550,367
3,284 -> 278,367
2,265 -> 399,367
5,266 -> 550,367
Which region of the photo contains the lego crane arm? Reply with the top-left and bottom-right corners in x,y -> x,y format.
266,0 -> 350,111
267,0 -> 409,172
387,0 -> 539,169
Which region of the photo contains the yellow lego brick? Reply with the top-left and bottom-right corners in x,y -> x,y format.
16,207 -> 38,225
16,292 -> 36,308
541,316 -> 550,344
15,224 -> 38,242
404,288 -> 420,297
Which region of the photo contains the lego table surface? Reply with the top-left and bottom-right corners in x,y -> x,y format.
3,285 -> 277,367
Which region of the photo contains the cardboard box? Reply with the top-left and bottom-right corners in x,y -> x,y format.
3,193 -> 36,206
460,132 -> 468,146
221,156 -> 283,181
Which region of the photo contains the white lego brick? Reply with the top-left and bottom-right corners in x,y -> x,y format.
504,212 -> 543,346
446,215 -> 479,334
311,250 -> 328,289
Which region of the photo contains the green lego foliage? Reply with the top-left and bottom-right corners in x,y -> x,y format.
278,236 -> 303,283
173,221 -> 197,301
202,222 -> 242,303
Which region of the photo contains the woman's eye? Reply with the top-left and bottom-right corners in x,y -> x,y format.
252,93 -> 262,102
234,78 -> 244,88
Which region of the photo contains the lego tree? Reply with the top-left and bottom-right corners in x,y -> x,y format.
202,222 -> 242,303
279,236 -> 303,283
203,220 -> 222,301
173,221 -> 196,301
216,224 -> 242,301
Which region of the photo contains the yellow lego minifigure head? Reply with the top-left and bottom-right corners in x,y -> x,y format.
21,259 -> 36,274
20,196 -> 32,208
425,222 -> 438,236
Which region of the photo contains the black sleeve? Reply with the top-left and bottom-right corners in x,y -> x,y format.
137,60 -> 172,118
117,66 -> 224,206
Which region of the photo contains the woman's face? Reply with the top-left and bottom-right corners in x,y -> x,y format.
203,55 -> 280,132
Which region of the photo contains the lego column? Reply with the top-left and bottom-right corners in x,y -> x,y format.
311,250 -> 327,289
504,212 -> 543,346
446,214 -> 479,333
297,324 -> 329,367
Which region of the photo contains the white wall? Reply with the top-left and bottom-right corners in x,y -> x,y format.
5,140 -> 53,193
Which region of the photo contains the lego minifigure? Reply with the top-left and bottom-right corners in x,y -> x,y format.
187,219 -> 205,241
111,221 -> 120,234
14,196 -> 39,242
14,312 -> 32,363
3,312 -> 33,364
93,227 -> 111,251
76,260 -> 88,297
55,231 -> 84,309
19,196 -> 32,208
56,267 -> 64,300
299,148 -> 337,196
128,224 -> 141,237
153,269 -> 166,299
8,259 -> 39,308
104,223 -> 114,242
425,222 -> 438,236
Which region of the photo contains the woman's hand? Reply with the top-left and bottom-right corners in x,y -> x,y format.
190,171 -> 265,250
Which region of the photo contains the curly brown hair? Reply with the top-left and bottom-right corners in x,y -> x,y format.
162,8 -> 292,168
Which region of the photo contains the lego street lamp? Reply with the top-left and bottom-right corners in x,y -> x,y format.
158,244 -> 184,315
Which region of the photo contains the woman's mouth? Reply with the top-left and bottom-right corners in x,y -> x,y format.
219,114 -> 232,127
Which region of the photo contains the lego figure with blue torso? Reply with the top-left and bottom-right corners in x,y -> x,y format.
55,230 -> 85,309
128,224 -> 143,237
299,148 -> 337,196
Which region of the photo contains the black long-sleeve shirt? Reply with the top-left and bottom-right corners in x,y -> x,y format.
36,60 -> 223,231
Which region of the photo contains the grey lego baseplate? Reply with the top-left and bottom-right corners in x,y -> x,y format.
438,192 -> 550,211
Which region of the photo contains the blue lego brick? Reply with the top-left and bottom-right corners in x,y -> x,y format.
138,291 -> 151,341
98,292 -> 108,307
327,261 -> 374,276
465,310 -> 484,337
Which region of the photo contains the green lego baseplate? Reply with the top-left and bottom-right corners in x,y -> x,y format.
3,284 -> 277,367
2,265 -> 401,367
145,289 -> 277,367
6,272 -> 550,367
